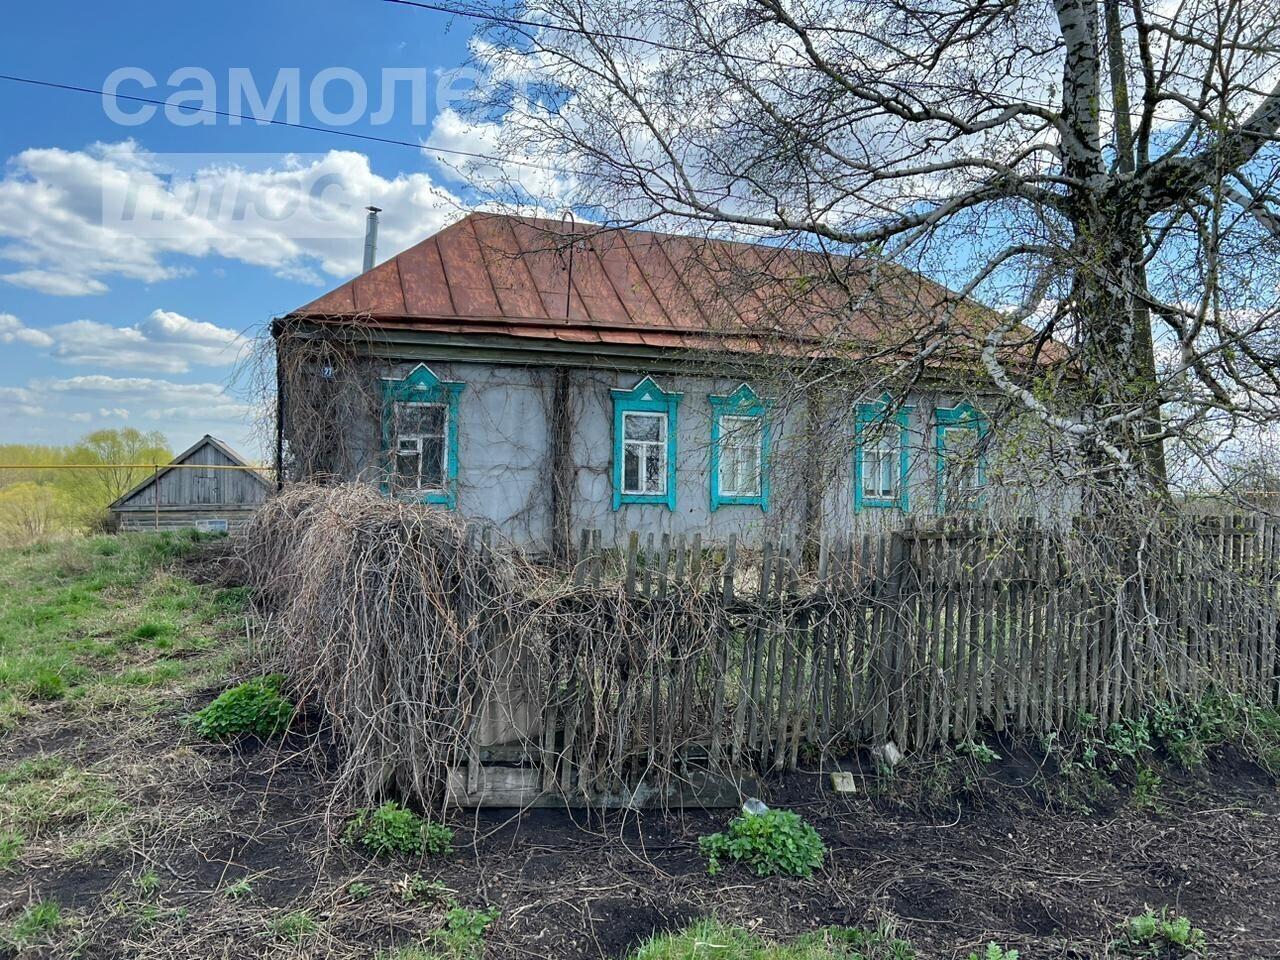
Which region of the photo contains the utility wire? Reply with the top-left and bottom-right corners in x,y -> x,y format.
380,0 -> 1068,110
0,72 -> 560,171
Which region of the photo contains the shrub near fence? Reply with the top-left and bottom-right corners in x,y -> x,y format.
244,486 -> 1280,809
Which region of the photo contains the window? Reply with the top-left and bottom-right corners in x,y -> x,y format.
935,402 -> 987,513
380,364 -> 465,508
709,384 -> 771,511
393,402 -> 447,492
718,415 -> 762,497
195,519 -> 228,533
611,376 -> 681,510
863,428 -> 898,499
941,427 -> 981,501
622,411 -> 668,495
854,396 -> 911,512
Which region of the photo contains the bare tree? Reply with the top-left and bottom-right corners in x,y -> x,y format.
456,0 -> 1280,502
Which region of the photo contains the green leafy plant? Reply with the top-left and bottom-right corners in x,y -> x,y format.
1114,908 -> 1206,957
1132,766 -> 1166,812
344,802 -> 453,859
967,944 -> 1019,960
3,899 -> 63,949
398,872 -> 448,904
270,909 -> 319,943
699,808 -> 825,878
133,868 -> 160,895
187,675 -> 294,740
434,905 -> 498,959
346,880 -> 373,900
223,880 -> 252,900
957,741 -> 1001,763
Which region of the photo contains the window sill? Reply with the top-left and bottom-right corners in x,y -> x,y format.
379,483 -> 455,508
857,497 -> 908,512
711,496 -> 768,512
615,491 -> 676,510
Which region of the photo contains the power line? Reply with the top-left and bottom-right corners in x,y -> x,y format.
0,72 -> 558,171
380,0 -> 1068,110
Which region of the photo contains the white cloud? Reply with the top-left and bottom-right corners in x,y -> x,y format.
45,374 -> 254,418
0,385 -> 43,417
41,374 -> 258,441
2,271 -> 110,297
48,309 -> 249,374
425,106 -> 575,205
0,312 -> 53,348
0,141 -> 464,296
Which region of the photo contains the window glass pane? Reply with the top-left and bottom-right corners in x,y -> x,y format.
625,412 -> 663,442
624,444 -> 641,491
868,445 -> 896,497
420,436 -> 445,488
882,451 -> 896,496
399,403 -> 445,436
720,446 -> 739,495
736,453 -> 760,496
394,451 -> 420,489
943,427 -> 981,503
644,443 -> 665,493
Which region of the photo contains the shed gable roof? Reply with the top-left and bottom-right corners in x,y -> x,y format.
286,213 -> 1059,365
109,435 -> 271,511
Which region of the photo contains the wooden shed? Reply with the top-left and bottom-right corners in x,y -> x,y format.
108,435 -> 271,533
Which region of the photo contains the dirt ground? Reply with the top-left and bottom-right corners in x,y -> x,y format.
4,699 -> 1280,959
3,539 -> 1280,959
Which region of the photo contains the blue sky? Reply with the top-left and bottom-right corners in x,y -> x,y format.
0,0 -> 483,458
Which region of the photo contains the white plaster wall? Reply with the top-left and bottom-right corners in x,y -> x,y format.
338,359 -> 1075,550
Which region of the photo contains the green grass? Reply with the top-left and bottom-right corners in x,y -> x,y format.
377,947 -> 443,960
270,909 -> 320,943
0,756 -> 124,838
0,829 -> 24,869
0,531 -> 247,725
630,921 -> 918,959
2,899 -> 63,949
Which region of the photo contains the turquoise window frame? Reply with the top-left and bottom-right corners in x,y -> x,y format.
853,394 -> 912,512
611,375 -> 681,510
380,363 -> 465,508
935,401 -> 988,513
709,384 -> 772,512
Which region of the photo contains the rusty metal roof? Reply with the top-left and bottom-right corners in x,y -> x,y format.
287,212 -> 1055,363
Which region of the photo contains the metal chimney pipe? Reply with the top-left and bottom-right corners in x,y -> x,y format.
362,206 -> 382,273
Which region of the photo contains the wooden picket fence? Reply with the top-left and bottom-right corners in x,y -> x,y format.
444,515 -> 1280,806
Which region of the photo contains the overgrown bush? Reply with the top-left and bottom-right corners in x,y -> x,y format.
187,675 -> 294,740
700,808 -> 825,877
344,801 -> 453,858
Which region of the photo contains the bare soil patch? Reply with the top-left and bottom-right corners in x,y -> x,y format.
4,698 -> 1280,958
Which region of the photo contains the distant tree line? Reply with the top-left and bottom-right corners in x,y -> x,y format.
0,429 -> 171,545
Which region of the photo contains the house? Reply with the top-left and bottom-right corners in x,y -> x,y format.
274,212 -> 1060,552
108,435 -> 272,533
